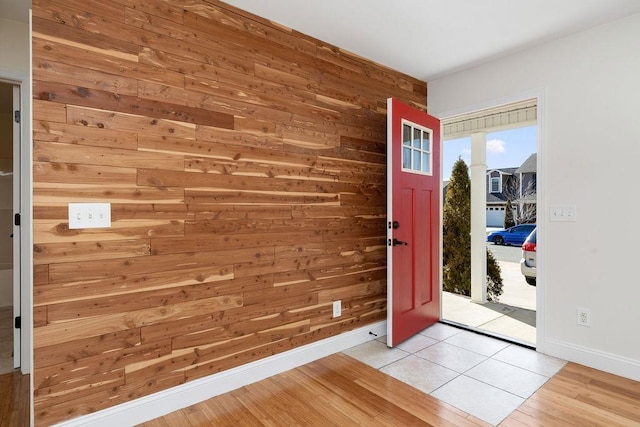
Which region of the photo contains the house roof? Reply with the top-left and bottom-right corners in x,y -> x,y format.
488,167 -> 518,176
487,193 -> 508,203
516,153 -> 537,174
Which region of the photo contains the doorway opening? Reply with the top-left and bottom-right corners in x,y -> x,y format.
0,81 -> 20,374
440,100 -> 538,347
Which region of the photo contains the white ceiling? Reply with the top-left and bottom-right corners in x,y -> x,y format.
2,0 -> 640,80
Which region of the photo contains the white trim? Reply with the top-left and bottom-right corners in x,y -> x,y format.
433,90 -> 541,128
544,337 -> 640,382
11,82 -> 21,369
534,89 -> 546,354
54,321 -> 387,427
386,98 -> 393,345
438,121 -> 444,323
28,13 -> 35,426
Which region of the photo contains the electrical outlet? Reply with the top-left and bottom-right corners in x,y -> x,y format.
577,308 -> 591,327
332,300 -> 341,318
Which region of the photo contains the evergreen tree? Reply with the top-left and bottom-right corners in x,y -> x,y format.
443,158 -> 503,301
443,158 -> 471,295
486,248 -> 503,302
504,198 -> 516,228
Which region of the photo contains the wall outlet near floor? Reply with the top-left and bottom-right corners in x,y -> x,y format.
332,300 -> 341,318
577,307 -> 591,327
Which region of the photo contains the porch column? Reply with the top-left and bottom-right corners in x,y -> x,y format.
470,132 -> 487,303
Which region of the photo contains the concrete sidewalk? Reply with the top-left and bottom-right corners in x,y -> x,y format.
442,260 -> 536,347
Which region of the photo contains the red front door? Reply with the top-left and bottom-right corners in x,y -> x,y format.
386,98 -> 440,347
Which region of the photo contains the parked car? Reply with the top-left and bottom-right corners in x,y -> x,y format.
486,224 -> 536,246
520,228 -> 537,286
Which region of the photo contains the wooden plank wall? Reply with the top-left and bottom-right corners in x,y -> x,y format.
31,0 -> 428,424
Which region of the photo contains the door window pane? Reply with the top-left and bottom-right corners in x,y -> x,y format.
422,153 -> 430,172
413,128 -> 421,149
403,147 -> 411,169
401,120 -> 432,175
413,152 -> 421,170
403,124 -> 411,146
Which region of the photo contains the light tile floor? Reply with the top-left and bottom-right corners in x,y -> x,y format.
342,323 -> 566,426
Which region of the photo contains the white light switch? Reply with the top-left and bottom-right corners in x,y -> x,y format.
549,204 -> 576,222
69,203 -> 111,229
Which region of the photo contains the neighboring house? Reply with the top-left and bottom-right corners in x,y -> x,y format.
443,153 -> 537,227
486,153 -> 537,227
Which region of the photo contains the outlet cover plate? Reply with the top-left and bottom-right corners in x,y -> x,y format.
577,307 -> 591,327
550,204 -> 577,222
69,203 -> 111,229
332,301 -> 341,318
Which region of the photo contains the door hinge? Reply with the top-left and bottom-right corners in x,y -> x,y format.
15,316 -> 21,329
14,110 -> 20,123
14,213 -> 20,226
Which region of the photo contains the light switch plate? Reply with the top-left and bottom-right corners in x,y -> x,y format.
549,204 -> 576,222
69,203 -> 111,229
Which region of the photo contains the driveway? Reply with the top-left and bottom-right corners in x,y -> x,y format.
487,243 -> 536,311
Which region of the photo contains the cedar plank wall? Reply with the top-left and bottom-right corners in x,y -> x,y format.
31,0 -> 427,424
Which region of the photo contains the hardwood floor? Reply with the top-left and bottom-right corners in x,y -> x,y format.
141,353 -> 488,427
503,362 -> 640,426
0,305 -> 14,375
140,353 -> 640,427
0,371 -> 30,427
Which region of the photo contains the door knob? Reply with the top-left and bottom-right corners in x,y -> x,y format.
392,238 -> 408,246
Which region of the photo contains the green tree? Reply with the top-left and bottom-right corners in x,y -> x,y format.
504,198 -> 516,228
443,158 -> 471,295
486,248 -> 503,302
443,158 -> 503,301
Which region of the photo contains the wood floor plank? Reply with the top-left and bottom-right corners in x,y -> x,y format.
502,362 -> 640,426
0,371 -> 30,427
194,392 -> 264,427
273,368 -> 381,425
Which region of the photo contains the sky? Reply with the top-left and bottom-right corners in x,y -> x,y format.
442,125 -> 537,180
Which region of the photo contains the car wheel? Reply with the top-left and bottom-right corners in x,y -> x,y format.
493,236 -> 504,245
525,277 -> 536,286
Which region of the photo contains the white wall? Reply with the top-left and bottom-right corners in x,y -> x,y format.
0,17 -> 29,76
429,13 -> 640,380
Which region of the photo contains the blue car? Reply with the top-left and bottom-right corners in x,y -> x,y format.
487,224 -> 536,246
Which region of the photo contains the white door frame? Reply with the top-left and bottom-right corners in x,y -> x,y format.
1,72 -> 30,374
11,83 -> 21,368
438,91 -> 545,351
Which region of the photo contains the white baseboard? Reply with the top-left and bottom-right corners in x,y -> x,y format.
55,321 -> 387,427
544,337 -> 640,382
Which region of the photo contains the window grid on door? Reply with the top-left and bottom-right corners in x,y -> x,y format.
402,120 -> 432,175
